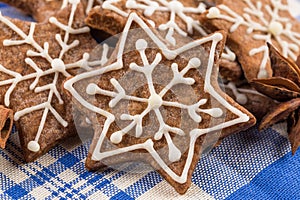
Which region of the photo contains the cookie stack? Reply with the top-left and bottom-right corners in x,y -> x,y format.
0,0 -> 299,194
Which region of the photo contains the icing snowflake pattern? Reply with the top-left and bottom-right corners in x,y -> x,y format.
103,0 -> 236,62
87,38 -> 225,162
61,0 -> 100,13
0,0 -> 109,152
103,0 -> 207,45
207,0 -> 300,78
64,13 -> 250,184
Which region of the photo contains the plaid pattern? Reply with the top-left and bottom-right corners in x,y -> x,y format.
0,2 -> 300,199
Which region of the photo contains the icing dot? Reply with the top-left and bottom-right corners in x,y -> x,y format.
227,52 -> 236,61
51,58 -> 66,73
135,39 -> 148,51
236,94 -> 248,105
86,83 -> 98,95
207,7 -> 221,18
268,21 -> 283,36
83,53 -> 90,60
3,39 -> 12,46
190,58 -> 201,68
214,33 -> 223,41
110,131 -> 123,144
27,141 -> 40,152
210,108 -> 223,118
126,0 -> 136,8
168,1 -> 184,13
148,94 -> 163,109
49,17 -> 56,24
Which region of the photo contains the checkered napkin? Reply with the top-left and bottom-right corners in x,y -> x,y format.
0,2 -> 300,200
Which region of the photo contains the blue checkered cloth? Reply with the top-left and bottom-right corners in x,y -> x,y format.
0,2 -> 300,200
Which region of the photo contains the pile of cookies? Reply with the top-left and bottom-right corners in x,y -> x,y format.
0,0 -> 299,194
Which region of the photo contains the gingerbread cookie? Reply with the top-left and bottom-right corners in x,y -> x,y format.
200,0 -> 300,81
64,13 -> 256,194
0,1 -> 107,161
0,0 -> 100,22
85,0 -> 240,75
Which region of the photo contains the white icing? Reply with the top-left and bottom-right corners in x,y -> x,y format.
148,94 -> 163,109
61,0 -> 99,14
207,0 -> 300,78
0,1 -> 107,152
66,43 -> 110,71
225,82 -> 248,105
85,0 -> 98,14
221,81 -> 270,104
61,0 -> 69,9
268,21 -> 283,36
64,13 -> 251,184
27,141 -> 40,152
103,0 -> 207,45
207,7 -> 220,18
102,0 -> 237,67
222,46 -> 236,61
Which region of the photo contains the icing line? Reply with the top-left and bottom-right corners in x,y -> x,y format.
207,0 -> 300,78
0,0 -> 108,152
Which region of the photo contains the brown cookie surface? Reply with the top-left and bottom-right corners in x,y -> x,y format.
200,0 -> 300,81
0,1 -> 99,161
65,13 -> 256,194
86,0 -> 241,86
86,0 -> 207,44
0,0 -> 99,22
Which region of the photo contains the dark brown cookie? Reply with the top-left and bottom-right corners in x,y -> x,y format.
0,1 -> 100,161
86,0 -> 207,44
199,0 -> 300,81
0,0 -> 100,22
85,0 -> 242,84
64,13 -> 256,194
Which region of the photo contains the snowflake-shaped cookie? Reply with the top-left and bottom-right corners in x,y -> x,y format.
0,0 -> 109,161
202,0 -> 300,80
64,13 -> 255,194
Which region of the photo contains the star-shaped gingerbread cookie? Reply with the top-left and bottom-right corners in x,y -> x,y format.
200,0 -> 300,81
0,0 -> 110,161
64,12 -> 256,194
0,0 -> 100,22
